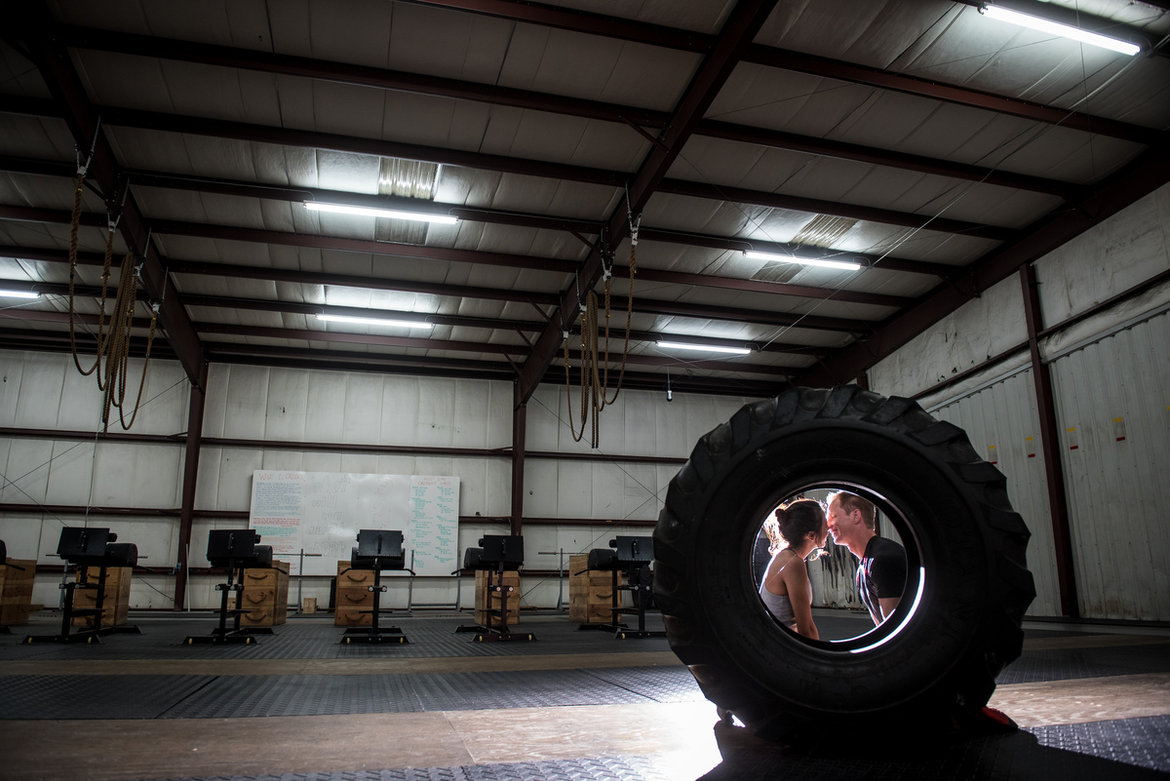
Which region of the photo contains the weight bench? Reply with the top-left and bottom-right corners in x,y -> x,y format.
184,529 -> 274,645
24,527 -> 141,644
456,535 -> 534,642
339,529 -> 413,644
579,535 -> 664,639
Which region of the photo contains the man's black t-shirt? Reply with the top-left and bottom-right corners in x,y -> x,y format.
856,535 -> 907,622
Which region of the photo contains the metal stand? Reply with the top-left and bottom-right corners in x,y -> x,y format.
339,567 -> 415,644
24,528 -> 141,645
185,562 -> 259,645
578,536 -> 665,640
184,529 -> 274,645
456,536 -> 535,642
339,529 -> 410,644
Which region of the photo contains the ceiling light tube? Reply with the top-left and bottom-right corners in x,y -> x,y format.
304,201 -> 458,224
657,340 -> 752,355
316,313 -> 434,329
0,289 -> 40,299
980,4 -> 1141,56
744,250 -> 862,272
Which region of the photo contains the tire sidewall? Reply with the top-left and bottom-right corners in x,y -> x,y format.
679,418 -> 993,717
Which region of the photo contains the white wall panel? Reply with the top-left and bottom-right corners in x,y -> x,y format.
89,442 -> 183,508
304,370 -> 348,441
10,351 -> 68,429
928,370 -> 1061,617
1036,184 -> 1169,326
264,369 -> 310,440
205,364 -> 271,439
868,274 -> 1025,395
0,353 -> 24,425
4,348 -> 766,610
1049,310 -> 1170,621
523,459 -> 558,518
341,372 -> 385,443
0,512 -> 45,562
0,438 -> 54,504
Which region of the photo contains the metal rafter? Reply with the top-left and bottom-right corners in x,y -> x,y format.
0,154 -> 961,278
517,0 -> 781,400
0,245 -> 870,341
7,5 -> 206,386
412,0 -> 1160,143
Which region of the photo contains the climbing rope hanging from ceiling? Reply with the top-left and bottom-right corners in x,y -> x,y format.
66,123 -> 159,432
562,200 -> 639,448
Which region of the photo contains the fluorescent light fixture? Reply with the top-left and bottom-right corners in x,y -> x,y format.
316,313 -> 433,329
304,201 -> 458,224
658,340 -> 752,356
0,289 -> 40,299
980,4 -> 1141,56
744,250 -> 862,272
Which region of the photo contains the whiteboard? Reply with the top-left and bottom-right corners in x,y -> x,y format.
247,470 -> 460,576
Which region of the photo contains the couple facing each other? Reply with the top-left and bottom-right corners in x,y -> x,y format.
757,491 -> 907,638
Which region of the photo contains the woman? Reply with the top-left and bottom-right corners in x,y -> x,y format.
757,499 -> 828,639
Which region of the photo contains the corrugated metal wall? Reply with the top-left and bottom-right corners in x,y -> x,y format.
927,369 -> 1062,617
1047,309 -> 1170,621
917,306 -> 1170,621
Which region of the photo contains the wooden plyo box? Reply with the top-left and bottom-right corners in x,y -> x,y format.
0,558 -> 36,626
72,566 -> 132,629
475,568 -> 520,626
568,553 -> 627,624
238,560 -> 290,627
335,560 -> 376,627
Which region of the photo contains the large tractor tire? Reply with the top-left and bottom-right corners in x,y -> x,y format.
652,386 -> 1035,738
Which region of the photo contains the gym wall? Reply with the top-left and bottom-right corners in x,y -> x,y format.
0,353 -> 754,612
868,182 -> 1170,621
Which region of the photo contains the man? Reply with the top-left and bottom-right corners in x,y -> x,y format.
825,491 -> 906,625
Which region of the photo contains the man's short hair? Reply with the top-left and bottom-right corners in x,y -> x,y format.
830,491 -> 876,529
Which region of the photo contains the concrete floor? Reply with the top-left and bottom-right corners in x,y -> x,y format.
1,610 -> 1169,780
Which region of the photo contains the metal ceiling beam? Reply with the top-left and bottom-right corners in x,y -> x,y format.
617,264 -> 913,308
195,323 -> 528,355
798,143 -> 1170,387
517,0 -> 781,401
0,246 -> 562,307
695,120 -> 1079,199
2,244 -> 872,334
54,25 -> 672,130
1,156 -> 954,276
406,0 -> 711,52
149,218 -> 582,275
635,228 -> 953,277
4,204 -> 905,315
0,108 -> 1029,244
8,5 -> 206,387
414,0 -> 1160,144
742,47 -> 1161,147
0,272 -> 847,357
657,180 -> 1019,242
49,24 -> 1086,200
0,321 -> 789,396
96,105 -> 626,188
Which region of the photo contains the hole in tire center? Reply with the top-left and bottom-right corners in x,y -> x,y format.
752,485 -> 919,644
